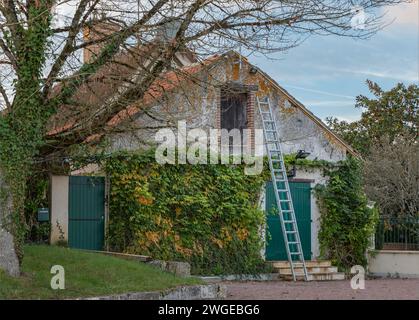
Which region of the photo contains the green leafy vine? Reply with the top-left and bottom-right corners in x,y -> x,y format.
104,150 -> 270,275
314,157 -> 378,271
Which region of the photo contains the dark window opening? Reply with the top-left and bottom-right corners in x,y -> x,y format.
220,90 -> 248,153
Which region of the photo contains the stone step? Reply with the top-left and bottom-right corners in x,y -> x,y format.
270,260 -> 332,269
281,272 -> 345,281
276,266 -> 338,275
268,260 -> 345,281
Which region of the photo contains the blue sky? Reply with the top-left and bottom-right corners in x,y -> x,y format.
250,1 -> 419,123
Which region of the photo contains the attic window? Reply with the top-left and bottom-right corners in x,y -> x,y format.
220,91 -> 247,132
220,89 -> 248,153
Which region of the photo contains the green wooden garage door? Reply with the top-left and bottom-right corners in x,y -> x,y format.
69,176 -> 105,250
265,181 -> 311,261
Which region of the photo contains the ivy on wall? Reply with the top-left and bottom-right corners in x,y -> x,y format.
314,157 -> 378,271
105,150 -> 270,275
103,150 -> 374,274
283,154 -> 335,169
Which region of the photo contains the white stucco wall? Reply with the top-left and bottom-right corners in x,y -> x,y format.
50,175 -> 69,244
368,250 -> 419,278
109,56 -> 350,164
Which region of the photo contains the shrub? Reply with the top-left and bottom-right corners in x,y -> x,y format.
314,157 -> 378,271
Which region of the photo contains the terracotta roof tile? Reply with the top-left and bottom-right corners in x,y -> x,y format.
48,52 -> 221,136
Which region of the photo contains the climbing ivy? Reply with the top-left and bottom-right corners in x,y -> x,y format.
283,154 -> 335,169
105,150 -> 270,275
82,150 -> 373,274
25,173 -> 50,244
314,157 -> 378,271
0,0 -> 54,262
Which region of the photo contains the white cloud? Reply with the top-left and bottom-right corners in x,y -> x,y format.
332,67 -> 418,82
282,84 -> 356,99
382,1 -> 419,27
332,115 -> 362,123
304,100 -> 356,107
308,65 -> 419,83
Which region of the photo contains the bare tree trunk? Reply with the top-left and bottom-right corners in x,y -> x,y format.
0,174 -> 20,277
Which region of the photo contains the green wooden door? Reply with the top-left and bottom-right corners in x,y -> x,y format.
69,176 -> 105,250
265,181 -> 311,261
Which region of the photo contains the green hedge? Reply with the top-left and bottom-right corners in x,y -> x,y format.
105,151 -> 269,275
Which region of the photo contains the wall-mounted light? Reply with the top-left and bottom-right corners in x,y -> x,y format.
296,149 -> 311,159
287,150 -> 311,178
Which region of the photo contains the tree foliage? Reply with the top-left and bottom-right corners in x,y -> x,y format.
364,135 -> 418,217
327,81 -> 418,155
314,157 -> 378,270
328,81 -> 418,218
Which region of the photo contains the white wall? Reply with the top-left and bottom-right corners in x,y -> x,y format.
50,175 -> 69,244
368,250 -> 419,278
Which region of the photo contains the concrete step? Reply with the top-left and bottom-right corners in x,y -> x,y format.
270,260 -> 332,269
281,272 -> 346,281
277,266 -> 338,275
268,260 -> 345,281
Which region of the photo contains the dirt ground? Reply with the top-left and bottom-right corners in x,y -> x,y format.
223,279 -> 419,300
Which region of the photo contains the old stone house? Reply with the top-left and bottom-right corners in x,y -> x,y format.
49,47 -> 356,270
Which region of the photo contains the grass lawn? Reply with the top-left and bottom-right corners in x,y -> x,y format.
0,245 -> 201,300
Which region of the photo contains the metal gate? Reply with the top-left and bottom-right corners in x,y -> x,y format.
68,176 -> 105,250
265,181 -> 311,261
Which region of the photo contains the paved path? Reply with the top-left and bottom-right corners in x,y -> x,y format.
224,279 -> 419,300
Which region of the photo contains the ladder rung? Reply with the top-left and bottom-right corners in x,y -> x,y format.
290,252 -> 302,255
277,189 -> 288,192
279,199 -> 292,202
286,230 -> 297,234
283,220 -> 295,223
288,241 -> 300,244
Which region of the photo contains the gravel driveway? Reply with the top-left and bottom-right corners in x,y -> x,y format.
224,279 -> 419,300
